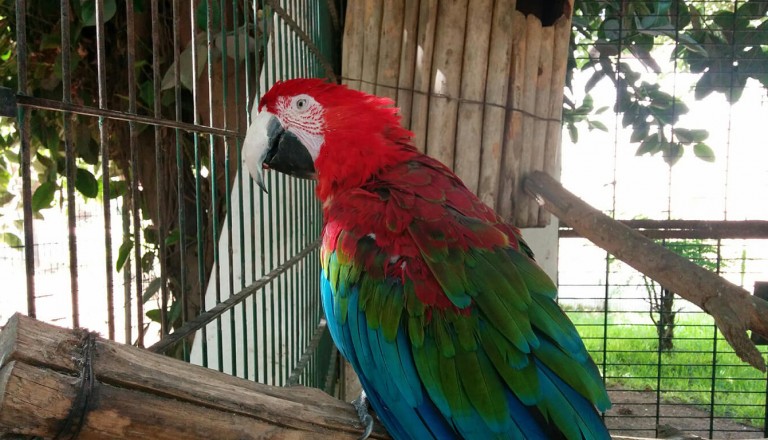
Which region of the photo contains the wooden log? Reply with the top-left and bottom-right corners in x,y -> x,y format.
360,0 -> 384,94
540,11 -> 573,226
395,0 -> 421,129
453,0 -> 493,194
0,360 -> 336,439
425,0 -> 468,167
375,0 -> 405,102
409,0 -> 437,152
477,0 -> 517,209
0,313 -> 391,439
496,11 -> 527,218
524,171 -> 768,372
341,0 -> 365,89
527,24 -> 555,226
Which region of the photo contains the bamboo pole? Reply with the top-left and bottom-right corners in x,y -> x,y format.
527,24 -> 554,226
360,0 -> 384,94
524,171 -> 768,372
425,0 -> 468,167
453,0 -> 493,194
510,14 -> 542,225
342,0 -> 365,89
395,0 -> 421,129
0,313 -> 391,439
496,11 -> 527,218
409,0 -> 438,152
375,0 -> 405,102
478,0 -> 517,210
540,12 -> 573,226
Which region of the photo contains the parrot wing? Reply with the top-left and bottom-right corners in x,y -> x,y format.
321,157 -> 611,440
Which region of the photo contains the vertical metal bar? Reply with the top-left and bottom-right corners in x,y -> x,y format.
709,239 -> 724,437
219,0 -> 239,378
233,0 -> 249,380
60,0 -> 80,328
205,0 -> 225,373
151,0 -> 170,337
16,0 -> 36,319
126,0 -> 144,348
173,0 -> 190,361
191,0 -> 209,367
94,0 -> 116,341
122,201 -> 132,342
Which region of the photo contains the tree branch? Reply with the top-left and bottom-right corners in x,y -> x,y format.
524,171 -> 768,372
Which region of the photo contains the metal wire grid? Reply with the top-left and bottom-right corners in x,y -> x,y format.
11,0 -> 339,392
564,0 -> 768,437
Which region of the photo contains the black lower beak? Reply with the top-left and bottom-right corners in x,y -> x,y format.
264,117 -> 316,180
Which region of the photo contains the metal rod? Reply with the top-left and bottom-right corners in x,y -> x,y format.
14,95 -> 240,138
286,319 -> 328,386
151,0 -> 169,337
126,0 -> 144,348
61,0 -> 80,329
94,0 -> 115,341
148,240 -> 321,354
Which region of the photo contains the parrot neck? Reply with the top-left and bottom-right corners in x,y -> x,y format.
314,131 -> 417,202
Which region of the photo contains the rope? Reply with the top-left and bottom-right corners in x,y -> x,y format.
53,331 -> 98,440
341,77 -> 565,124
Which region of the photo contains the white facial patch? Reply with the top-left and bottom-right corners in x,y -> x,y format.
276,95 -> 326,161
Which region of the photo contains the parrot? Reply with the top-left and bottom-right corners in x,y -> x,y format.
242,78 -> 611,440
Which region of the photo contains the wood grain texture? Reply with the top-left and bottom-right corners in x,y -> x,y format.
0,314 -> 391,439
341,0 -> 366,89
395,0 -> 421,129
425,0 -> 468,167
360,0 -> 384,94
453,0 -> 493,194
409,0 -> 438,152
375,0 -> 405,101
477,0 -> 517,210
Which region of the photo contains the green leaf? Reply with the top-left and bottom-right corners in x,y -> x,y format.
1,232 -> 22,248
693,143 -> 716,162
165,228 -> 181,246
108,179 -> 128,199
32,181 -> 56,211
636,136 -> 660,156
116,238 -> 134,272
145,308 -> 162,323
567,123 -> 578,143
79,0 -> 117,27
142,278 -> 163,303
588,120 -> 608,132
664,142 -> 684,166
673,128 -> 708,144
75,168 -> 99,198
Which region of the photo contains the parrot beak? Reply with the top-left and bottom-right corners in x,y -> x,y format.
242,110 -> 316,193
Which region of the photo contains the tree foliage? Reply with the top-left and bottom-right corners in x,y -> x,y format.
565,0 -> 768,165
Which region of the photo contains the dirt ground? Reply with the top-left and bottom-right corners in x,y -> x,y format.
606,387 -> 766,439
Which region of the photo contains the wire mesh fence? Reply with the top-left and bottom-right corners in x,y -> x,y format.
562,0 -> 768,437
2,0 -> 767,437
3,0 -> 340,394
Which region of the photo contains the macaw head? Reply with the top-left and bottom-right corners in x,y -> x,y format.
242,78 -> 415,199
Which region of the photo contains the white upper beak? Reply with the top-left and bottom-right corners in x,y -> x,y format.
242,110 -> 276,192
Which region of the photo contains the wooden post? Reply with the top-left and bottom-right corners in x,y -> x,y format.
477,0 -> 516,210
375,0 -> 404,102
341,0 -> 365,90
409,0 -> 438,152
0,313 -> 391,439
453,0 -> 493,194
395,0 -> 421,130
360,0 -> 384,94
524,171 -> 768,372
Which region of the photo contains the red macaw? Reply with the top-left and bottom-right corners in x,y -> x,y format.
243,78 -> 611,440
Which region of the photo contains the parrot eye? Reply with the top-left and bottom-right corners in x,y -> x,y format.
294,97 -> 308,112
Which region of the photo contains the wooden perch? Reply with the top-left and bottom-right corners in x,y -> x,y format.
0,313 -> 390,439
524,171 -> 768,372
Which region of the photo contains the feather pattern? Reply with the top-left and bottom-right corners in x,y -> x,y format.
320,155 -> 611,439
256,79 -> 611,440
